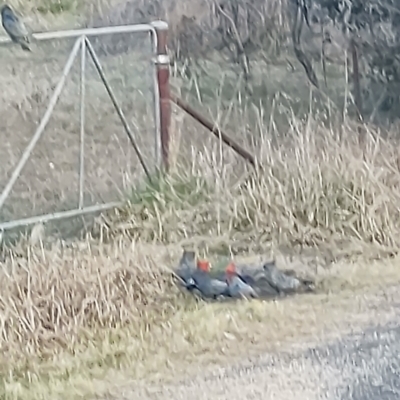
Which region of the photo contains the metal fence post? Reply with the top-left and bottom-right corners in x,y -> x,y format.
151,21 -> 171,171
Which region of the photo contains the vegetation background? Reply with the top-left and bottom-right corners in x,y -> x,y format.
1,0 -> 400,398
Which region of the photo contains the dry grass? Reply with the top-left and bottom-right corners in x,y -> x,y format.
2,236 -> 400,400
3,110 -> 400,398
2,1 -> 400,399
97,117 -> 400,260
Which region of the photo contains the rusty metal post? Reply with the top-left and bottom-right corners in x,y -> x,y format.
151,21 -> 171,171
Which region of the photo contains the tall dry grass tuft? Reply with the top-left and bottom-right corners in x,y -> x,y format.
0,239 -> 181,371
98,117 -> 400,260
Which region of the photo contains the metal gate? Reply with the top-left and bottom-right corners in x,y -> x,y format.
0,21 -> 169,233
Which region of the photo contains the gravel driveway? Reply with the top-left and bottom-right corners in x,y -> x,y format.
110,287 -> 400,400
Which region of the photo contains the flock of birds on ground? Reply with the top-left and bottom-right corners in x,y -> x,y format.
174,250 -> 316,301
1,4 -> 32,52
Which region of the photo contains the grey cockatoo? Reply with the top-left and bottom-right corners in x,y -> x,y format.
231,262 -> 279,298
225,262 -> 258,299
188,260 -> 229,300
262,261 -> 314,294
175,250 -> 197,287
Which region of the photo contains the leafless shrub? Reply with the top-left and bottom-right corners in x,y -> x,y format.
89,0 -> 292,83
299,0 -> 400,122
208,0 -> 291,86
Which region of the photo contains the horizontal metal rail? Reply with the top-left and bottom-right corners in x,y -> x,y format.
0,23 -> 159,44
0,201 -> 122,231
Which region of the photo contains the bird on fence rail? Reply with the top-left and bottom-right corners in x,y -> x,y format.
1,4 -> 32,51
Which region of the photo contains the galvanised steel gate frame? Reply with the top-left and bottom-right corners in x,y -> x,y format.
0,21 -> 170,233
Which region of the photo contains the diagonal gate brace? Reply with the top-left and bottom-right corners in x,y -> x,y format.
169,93 -> 257,168
85,37 -> 152,182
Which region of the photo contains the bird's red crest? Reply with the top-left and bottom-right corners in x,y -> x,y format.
197,259 -> 210,272
225,262 -> 237,275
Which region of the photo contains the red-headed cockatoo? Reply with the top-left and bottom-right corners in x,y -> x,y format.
225,262 -> 258,299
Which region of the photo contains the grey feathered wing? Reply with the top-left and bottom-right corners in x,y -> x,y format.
3,12 -> 31,51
